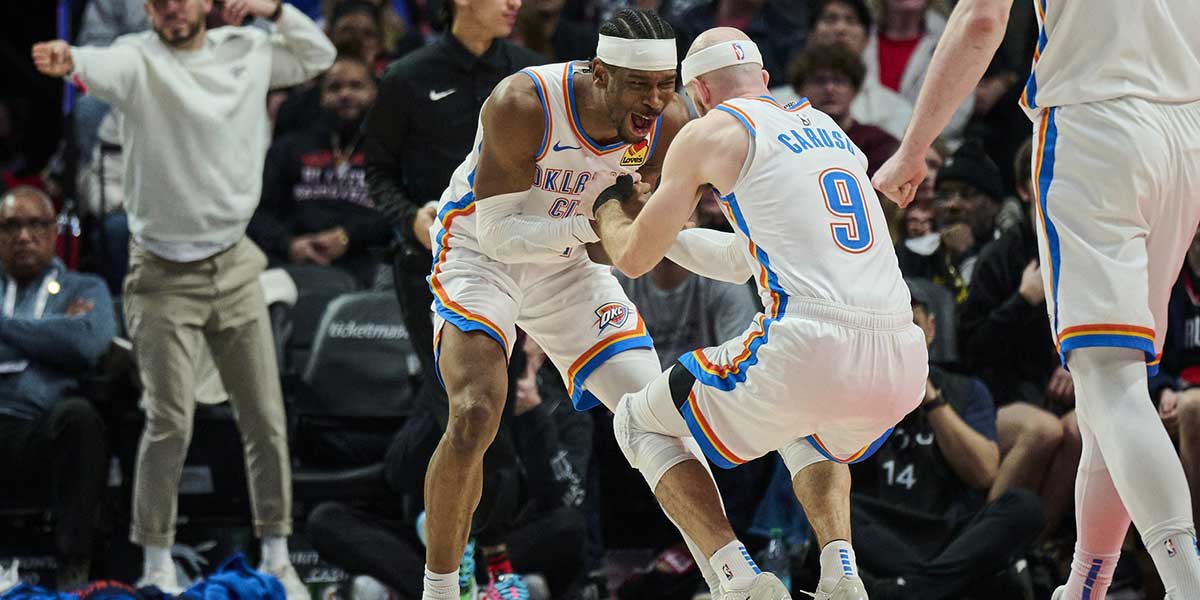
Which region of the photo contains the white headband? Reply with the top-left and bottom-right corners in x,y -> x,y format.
595,34 -> 678,72
680,39 -> 763,86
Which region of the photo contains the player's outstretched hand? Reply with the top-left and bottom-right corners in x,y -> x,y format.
32,41 -> 73,78
872,147 -> 926,209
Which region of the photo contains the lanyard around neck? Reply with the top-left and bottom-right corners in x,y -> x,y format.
3,268 -> 59,320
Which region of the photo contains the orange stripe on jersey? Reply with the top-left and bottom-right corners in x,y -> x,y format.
690,315 -> 767,378
1058,323 -> 1156,344
716,102 -> 756,129
687,391 -> 746,466
529,69 -> 554,161
561,63 -> 625,156
564,315 -> 648,399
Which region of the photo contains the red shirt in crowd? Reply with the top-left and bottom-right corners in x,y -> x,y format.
877,34 -> 921,92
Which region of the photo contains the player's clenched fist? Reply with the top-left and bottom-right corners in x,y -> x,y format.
32,40 -> 74,78
872,147 -> 926,209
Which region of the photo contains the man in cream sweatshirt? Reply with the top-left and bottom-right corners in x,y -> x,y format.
33,1 -> 334,597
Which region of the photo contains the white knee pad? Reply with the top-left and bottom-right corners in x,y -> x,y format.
614,387 -> 696,491
779,438 -> 828,479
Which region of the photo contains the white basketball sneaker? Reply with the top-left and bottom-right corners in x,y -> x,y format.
723,573 -> 792,600
806,577 -> 869,600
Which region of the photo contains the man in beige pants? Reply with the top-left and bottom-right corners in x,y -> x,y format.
32,0 -> 334,597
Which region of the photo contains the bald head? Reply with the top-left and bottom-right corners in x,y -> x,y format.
0,186 -> 55,218
685,28 -> 764,88
682,27 -> 769,116
0,186 -> 58,283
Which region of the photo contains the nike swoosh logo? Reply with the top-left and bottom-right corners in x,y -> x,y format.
429,88 -> 456,101
553,141 -> 582,152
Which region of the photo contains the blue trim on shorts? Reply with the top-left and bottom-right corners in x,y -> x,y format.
804,427 -> 895,465
1037,108 -> 1062,344
679,400 -> 741,470
568,334 -> 655,411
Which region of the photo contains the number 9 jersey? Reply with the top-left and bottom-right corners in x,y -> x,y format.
673,96 -> 927,470
706,96 -> 910,316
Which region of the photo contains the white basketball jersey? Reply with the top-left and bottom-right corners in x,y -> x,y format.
433,61 -> 663,261
711,96 -> 910,316
1020,0 -> 1200,118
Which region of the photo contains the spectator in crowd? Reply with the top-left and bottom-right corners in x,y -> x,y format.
895,140 -> 1004,303
904,204 -> 934,239
0,187 -> 117,589
959,138 -> 1081,541
308,336 -> 593,599
31,0 -> 335,596
326,1 -> 400,74
77,109 -> 129,293
511,0 -> 598,62
1152,226 -> 1200,523
862,0 -> 973,145
249,54 -> 387,288
321,0 -> 425,55
850,281 -> 1043,599
791,0 -> 911,141
789,43 -> 899,178
363,0 -> 540,593
672,0 -> 810,80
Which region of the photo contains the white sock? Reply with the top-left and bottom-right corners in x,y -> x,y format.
819,540 -> 858,589
421,567 -> 458,600
1062,549 -> 1118,599
262,535 -> 290,569
143,545 -> 172,574
709,540 -> 761,592
1145,528 -> 1200,599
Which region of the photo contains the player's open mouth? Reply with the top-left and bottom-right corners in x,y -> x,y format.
630,112 -> 654,137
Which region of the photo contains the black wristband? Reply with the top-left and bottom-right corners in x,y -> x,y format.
269,1 -> 284,21
592,174 -> 634,216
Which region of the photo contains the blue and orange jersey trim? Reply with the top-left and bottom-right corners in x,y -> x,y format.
1033,107 -> 1061,342
679,390 -> 747,469
714,102 -> 756,138
520,68 -> 554,161
561,62 -> 661,157
722,193 -> 788,319
805,428 -> 894,465
746,95 -> 811,112
1020,0 -> 1049,109
679,314 -> 774,392
1057,323 -> 1159,373
565,314 -> 654,411
427,170 -> 510,355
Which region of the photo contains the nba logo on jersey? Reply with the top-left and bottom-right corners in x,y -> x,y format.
620,140 -> 649,167
594,302 -> 629,332
733,43 -> 745,61
1166,538 -> 1178,558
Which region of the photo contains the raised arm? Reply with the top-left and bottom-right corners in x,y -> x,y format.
34,40 -> 142,108
593,110 -> 748,278
871,0 -> 1013,208
472,74 -> 599,264
263,2 -> 336,87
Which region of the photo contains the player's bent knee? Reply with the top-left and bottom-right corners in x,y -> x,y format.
614,390 -> 694,491
444,395 -> 503,455
779,438 -> 827,479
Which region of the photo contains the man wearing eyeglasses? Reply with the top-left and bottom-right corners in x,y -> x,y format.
0,187 -> 117,590
31,1 -> 334,596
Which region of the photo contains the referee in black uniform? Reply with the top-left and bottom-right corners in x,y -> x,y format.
361,0 -> 543,587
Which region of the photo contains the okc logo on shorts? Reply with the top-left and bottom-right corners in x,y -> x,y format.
594,302 -> 630,333
733,43 -> 745,61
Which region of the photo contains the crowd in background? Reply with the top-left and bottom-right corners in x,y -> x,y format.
1,1 -> 1199,599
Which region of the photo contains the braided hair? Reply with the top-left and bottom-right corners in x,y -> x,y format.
598,7 -> 674,41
